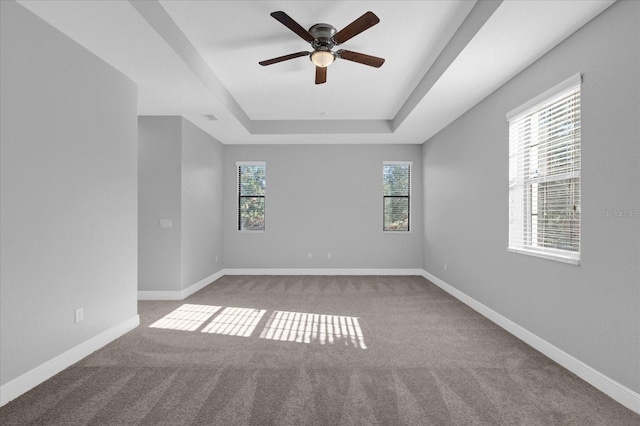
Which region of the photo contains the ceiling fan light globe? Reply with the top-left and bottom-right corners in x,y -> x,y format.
311,50 -> 335,67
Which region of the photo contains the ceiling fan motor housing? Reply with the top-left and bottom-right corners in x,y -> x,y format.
309,23 -> 337,50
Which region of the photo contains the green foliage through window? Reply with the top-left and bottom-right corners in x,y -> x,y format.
383,163 -> 411,231
238,163 -> 265,231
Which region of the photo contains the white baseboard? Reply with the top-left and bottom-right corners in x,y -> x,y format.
421,270 -> 640,415
0,315 -> 140,407
181,270 -> 224,298
222,268 -> 425,276
138,270 -> 224,300
136,290 -> 182,300
138,269 -> 424,301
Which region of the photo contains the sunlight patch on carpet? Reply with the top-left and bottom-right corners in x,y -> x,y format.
201,306 -> 267,337
149,304 -> 222,331
259,311 -> 367,349
148,305 -> 366,348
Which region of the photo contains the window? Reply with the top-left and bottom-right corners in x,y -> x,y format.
238,162 -> 265,231
507,74 -> 581,264
383,161 -> 411,232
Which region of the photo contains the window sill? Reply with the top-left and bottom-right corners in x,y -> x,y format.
508,247 -> 580,265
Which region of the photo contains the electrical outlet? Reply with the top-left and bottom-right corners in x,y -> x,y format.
327,253 -> 332,260
443,262 -> 448,271
308,253 -> 312,260
75,308 -> 84,323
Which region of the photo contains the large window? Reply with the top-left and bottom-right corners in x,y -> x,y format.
238,162 -> 265,231
507,74 -> 581,264
383,161 -> 411,232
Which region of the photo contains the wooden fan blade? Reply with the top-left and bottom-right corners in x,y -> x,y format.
333,11 -> 380,44
259,51 -> 310,66
315,66 -> 327,84
338,50 -> 385,68
270,11 -> 315,43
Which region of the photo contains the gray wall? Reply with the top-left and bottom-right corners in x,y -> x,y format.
0,0 -> 138,386
138,116 -> 224,292
180,118 -> 224,288
138,116 -> 183,292
422,0 -> 640,393
224,144 -> 423,269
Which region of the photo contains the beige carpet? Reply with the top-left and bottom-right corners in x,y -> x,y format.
1,275 -> 638,425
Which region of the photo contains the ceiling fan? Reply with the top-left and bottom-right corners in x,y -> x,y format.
259,11 -> 385,84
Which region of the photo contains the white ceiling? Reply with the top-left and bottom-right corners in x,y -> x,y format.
17,0 -> 614,145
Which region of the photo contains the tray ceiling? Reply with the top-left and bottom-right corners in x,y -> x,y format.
17,0 -> 614,144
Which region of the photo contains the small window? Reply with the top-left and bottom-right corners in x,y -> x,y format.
237,162 -> 265,231
507,74 -> 581,264
383,161 -> 411,232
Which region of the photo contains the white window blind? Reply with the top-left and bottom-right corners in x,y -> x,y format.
507,74 -> 581,264
383,161 -> 411,232
237,162 -> 265,231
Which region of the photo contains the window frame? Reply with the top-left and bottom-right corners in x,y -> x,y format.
507,74 -> 581,264
382,161 -> 412,233
237,161 -> 266,233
